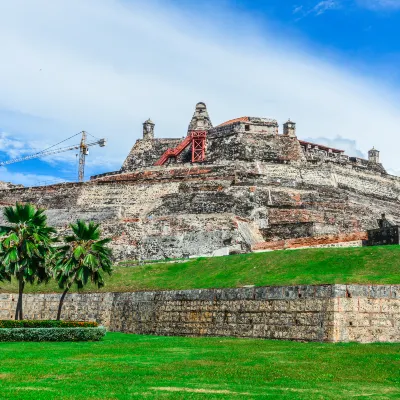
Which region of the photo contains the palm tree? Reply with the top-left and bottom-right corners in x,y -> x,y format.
0,203 -> 56,320
52,220 -> 112,320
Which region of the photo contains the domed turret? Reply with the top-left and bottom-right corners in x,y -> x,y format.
188,102 -> 213,133
143,118 -> 155,140
368,147 -> 380,164
283,119 -> 296,137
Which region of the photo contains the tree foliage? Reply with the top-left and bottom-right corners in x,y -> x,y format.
52,220 -> 112,320
0,203 -> 56,319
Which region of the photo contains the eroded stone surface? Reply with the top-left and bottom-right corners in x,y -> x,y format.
0,159 -> 399,260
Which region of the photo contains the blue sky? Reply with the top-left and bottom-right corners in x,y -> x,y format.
0,0 -> 400,185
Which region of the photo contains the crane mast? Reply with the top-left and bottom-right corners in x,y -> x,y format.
79,131 -> 88,183
0,131 -> 106,182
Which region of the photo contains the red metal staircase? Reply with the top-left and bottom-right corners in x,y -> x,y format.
154,131 -> 207,166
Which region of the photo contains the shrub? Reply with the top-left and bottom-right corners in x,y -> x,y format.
0,320 -> 98,328
0,327 -> 106,342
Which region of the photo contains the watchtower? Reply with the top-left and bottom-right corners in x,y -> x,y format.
283,119 -> 296,137
188,102 -> 213,133
143,119 -> 155,140
368,147 -> 380,164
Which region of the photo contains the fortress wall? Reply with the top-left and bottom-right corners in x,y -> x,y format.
0,178 -> 246,260
332,285 -> 400,343
252,232 -> 367,251
0,285 -> 398,343
206,133 -> 305,164
0,162 -> 399,260
0,293 -> 114,325
121,138 -> 188,171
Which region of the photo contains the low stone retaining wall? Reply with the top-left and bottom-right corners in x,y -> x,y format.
0,284 -> 398,343
252,232 -> 368,252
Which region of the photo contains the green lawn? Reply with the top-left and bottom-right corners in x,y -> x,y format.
0,332 -> 398,399
0,245 -> 399,294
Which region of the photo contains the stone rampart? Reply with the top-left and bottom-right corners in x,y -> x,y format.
0,285 -> 398,343
0,160 -> 400,261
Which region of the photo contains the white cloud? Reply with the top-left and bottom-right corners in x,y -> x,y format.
0,132 -> 28,159
294,1 -> 340,17
0,0 -> 399,181
0,167 -> 66,187
313,1 -> 340,14
357,0 -> 400,9
293,5 -> 304,14
302,136 -> 365,158
0,131 -> 88,166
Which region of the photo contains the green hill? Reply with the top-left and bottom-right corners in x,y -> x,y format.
0,246 -> 399,294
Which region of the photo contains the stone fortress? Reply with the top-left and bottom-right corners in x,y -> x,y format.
1,103 -> 400,344
0,102 -> 399,261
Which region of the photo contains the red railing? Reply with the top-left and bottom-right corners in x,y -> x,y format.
154,131 -> 207,166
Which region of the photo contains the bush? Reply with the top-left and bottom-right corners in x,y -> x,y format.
0,320 -> 98,328
0,327 -> 106,342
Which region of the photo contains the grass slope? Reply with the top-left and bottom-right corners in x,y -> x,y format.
0,246 -> 399,294
0,333 -> 399,399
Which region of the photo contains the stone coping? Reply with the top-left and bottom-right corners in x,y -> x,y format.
2,284 -> 398,302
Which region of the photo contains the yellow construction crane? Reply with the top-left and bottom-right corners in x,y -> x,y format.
0,131 -> 106,182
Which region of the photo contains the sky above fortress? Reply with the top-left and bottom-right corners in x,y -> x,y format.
0,0 -> 400,184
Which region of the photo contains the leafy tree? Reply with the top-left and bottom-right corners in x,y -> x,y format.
0,203 -> 56,320
52,220 -> 112,320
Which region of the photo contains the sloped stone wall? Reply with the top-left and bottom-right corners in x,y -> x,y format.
0,160 -> 400,261
0,285 -> 398,343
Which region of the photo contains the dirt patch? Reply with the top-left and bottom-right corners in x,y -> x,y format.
14,387 -> 56,392
151,387 -> 251,395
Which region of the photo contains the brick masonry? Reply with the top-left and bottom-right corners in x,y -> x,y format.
0,285 -> 398,343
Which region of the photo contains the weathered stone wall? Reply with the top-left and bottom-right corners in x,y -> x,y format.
0,285 -> 398,343
121,138 -> 191,171
332,285 -> 400,343
0,293 -> 113,324
253,232 -> 367,251
206,132 -> 305,164
121,129 -> 305,171
0,160 -> 400,261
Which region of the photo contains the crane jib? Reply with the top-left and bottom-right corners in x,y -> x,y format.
0,132 -> 106,182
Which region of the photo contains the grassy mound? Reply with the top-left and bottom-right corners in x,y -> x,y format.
0,245 -> 399,294
0,332 -> 398,399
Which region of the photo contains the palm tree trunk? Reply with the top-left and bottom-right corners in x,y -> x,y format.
56,287 -> 70,321
14,299 -> 19,320
15,277 -> 24,320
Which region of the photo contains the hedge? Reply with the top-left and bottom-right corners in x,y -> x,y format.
0,327 -> 106,342
0,320 -> 98,328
